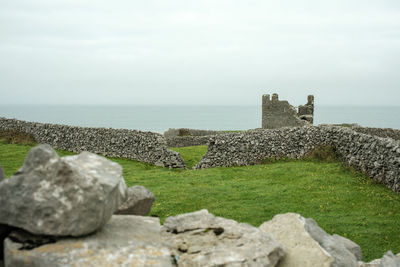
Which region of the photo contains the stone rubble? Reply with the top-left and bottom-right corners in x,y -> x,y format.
164,128 -> 224,147
352,126 -> 400,141
262,93 -> 313,129
260,213 -> 360,267
161,209 -> 286,267
0,144 -> 127,236
166,135 -> 213,148
4,216 -> 172,267
115,185 -> 155,216
164,128 -> 224,138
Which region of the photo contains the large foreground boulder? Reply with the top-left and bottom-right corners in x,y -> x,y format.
162,209 -> 285,266
115,185 -> 155,215
0,144 -> 127,236
4,215 -> 172,267
260,213 -> 360,267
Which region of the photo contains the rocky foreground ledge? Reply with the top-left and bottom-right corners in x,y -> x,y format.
0,145 -> 399,266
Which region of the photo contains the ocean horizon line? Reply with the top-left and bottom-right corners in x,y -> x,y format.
1,105 -> 399,132
2,104 -> 400,108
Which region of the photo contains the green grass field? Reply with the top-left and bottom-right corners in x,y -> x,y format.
1,142 -> 399,261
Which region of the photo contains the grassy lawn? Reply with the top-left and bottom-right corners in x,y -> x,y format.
1,142 -> 400,261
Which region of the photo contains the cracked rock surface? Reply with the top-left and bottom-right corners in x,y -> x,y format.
162,209 -> 285,267
4,215 -> 172,267
260,213 -> 360,267
0,144 -> 127,236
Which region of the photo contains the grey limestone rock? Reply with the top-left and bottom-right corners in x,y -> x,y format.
352,126 -> 400,141
0,164 -> 4,181
4,215 -> 173,267
0,144 -> 127,236
166,135 -> 213,148
304,217 -> 360,267
162,209 -> 285,267
380,251 -> 400,267
0,224 -> 13,265
332,234 -> 362,261
358,259 -> 382,267
260,213 -> 360,267
115,185 -> 155,215
164,128 -> 223,138
358,251 -> 400,267
262,93 -> 313,129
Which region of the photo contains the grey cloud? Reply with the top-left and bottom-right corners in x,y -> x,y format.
0,0 -> 399,105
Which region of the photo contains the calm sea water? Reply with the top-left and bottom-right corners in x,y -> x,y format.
0,105 -> 399,133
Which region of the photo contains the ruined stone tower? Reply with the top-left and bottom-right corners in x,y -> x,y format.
262,93 -> 314,129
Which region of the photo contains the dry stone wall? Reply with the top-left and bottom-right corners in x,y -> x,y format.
164,128 -> 226,147
0,117 -> 185,168
164,128 -> 223,138
166,135 -> 213,147
195,126 -> 400,194
352,126 -> 400,141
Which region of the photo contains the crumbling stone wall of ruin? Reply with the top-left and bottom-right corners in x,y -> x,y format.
262,93 -> 314,129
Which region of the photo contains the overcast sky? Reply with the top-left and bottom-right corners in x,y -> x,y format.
1,0 -> 399,106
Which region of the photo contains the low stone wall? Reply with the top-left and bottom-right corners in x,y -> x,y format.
0,117 -> 185,168
166,135 -> 213,147
195,126 -> 400,194
352,126 -> 400,141
164,128 -> 223,138
164,128 -> 227,147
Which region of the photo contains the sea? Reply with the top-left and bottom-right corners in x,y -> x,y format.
0,105 -> 399,134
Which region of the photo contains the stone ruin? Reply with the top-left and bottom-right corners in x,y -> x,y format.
262,93 -> 314,129
1,145 -> 399,266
